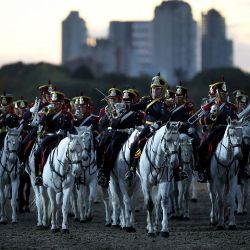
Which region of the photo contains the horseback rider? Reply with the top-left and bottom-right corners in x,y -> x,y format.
235,91 -> 250,180
18,83 -> 54,169
34,91 -> 74,186
96,87 -> 143,188
0,93 -> 20,150
197,81 -> 238,182
169,84 -> 197,180
125,73 -> 171,181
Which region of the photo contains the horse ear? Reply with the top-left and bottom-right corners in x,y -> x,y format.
6,126 -> 10,132
18,124 -> 23,133
227,116 -> 231,125
74,126 -> 80,135
87,124 -> 93,131
67,131 -> 72,140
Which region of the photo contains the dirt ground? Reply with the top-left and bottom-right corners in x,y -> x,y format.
1,184 -> 250,250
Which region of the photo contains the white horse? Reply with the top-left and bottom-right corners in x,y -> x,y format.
74,126 -> 97,223
173,133 -> 194,220
109,129 -> 141,231
26,136 -> 50,228
43,133 -> 83,234
139,122 -> 180,237
208,118 -> 243,229
236,119 -> 250,215
0,126 -> 22,224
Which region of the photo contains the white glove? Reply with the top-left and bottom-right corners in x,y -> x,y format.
75,109 -> 81,117
188,127 -> 195,134
127,128 -> 134,135
150,123 -> 159,133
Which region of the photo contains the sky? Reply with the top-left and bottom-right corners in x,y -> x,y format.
0,0 -> 250,72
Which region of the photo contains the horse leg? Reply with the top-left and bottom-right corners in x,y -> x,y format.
61,187 -> 73,233
101,187 -> 111,226
236,183 -> 243,215
183,179 -> 191,219
109,179 -> 121,227
119,180 -> 133,231
173,181 -> 180,218
228,177 -> 237,229
0,181 -> 7,224
191,174 -> 198,201
11,176 -> 20,223
216,181 -> 225,229
142,181 -> 155,236
24,175 -> 31,212
159,182 -> 170,237
77,185 -> 85,222
41,187 -> 50,228
71,185 -> 79,220
207,181 -> 218,225
243,179 -> 249,214
154,190 -> 161,234
18,175 -> 25,212
177,181 -> 184,218
87,179 -> 97,221
48,188 -> 59,233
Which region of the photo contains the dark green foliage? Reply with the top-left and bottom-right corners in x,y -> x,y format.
0,62 -> 249,112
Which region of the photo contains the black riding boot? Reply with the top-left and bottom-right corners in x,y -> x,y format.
34,154 -> 43,186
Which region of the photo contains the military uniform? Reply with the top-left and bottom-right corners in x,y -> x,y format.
0,94 -> 20,149
235,92 -> 250,180
198,81 -> 238,182
34,91 -> 73,185
19,84 -> 54,166
127,73 -> 171,180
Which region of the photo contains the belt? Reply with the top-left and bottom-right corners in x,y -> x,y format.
145,121 -> 153,125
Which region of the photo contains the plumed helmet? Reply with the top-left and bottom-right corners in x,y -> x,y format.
51,91 -> 64,102
108,87 -> 122,100
150,72 -> 167,89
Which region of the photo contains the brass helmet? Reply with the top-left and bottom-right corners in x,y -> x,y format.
150,72 -> 167,90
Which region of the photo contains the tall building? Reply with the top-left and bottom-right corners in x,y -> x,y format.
108,21 -> 153,76
202,9 -> 233,70
62,11 -> 87,65
153,1 -> 197,85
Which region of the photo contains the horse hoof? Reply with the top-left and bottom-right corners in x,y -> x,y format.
11,221 -> 17,225
135,209 -> 140,213
61,229 -> 69,234
210,221 -> 218,226
42,225 -> 50,230
80,219 -> 86,223
112,224 -> 121,229
105,223 -> 111,227
183,217 -> 190,221
36,225 -> 43,230
74,218 -> 80,222
237,212 -> 243,216
148,233 -> 156,237
124,226 -> 136,233
68,213 -> 74,217
177,215 -> 184,220
243,211 -> 248,215
86,216 -> 93,222
51,229 -> 59,234
191,198 -> 198,203
0,220 -> 8,225
228,225 -> 237,230
160,231 -> 169,238
216,225 -> 225,230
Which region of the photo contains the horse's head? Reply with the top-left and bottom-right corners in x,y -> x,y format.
4,125 -> 22,163
67,133 -> 84,176
162,122 -> 180,168
179,133 -> 193,166
226,117 -> 243,160
75,125 -> 93,167
242,120 -> 250,145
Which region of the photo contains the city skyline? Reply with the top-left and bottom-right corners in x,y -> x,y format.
1,0 -> 250,72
